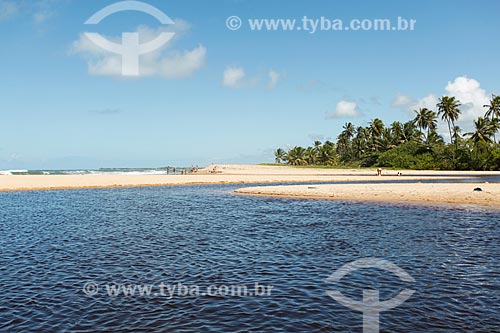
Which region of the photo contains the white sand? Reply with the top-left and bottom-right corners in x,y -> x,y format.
235,182 -> 500,209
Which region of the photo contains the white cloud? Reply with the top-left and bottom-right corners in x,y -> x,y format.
391,94 -> 413,108
444,76 -> 489,123
222,66 -> 245,88
268,69 -> 281,89
141,45 -> 206,79
391,76 -> 493,136
327,100 -> 362,119
71,21 -> 206,79
222,67 -> 284,89
0,0 -> 18,21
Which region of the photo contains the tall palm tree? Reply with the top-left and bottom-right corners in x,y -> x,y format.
437,96 -> 462,145
352,126 -> 369,158
484,95 -> 500,142
413,108 -> 437,143
337,123 -> 355,161
390,121 -> 404,145
274,148 -> 286,164
342,122 -> 355,140
414,107 -> 430,138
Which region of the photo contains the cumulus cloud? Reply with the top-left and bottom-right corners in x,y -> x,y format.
444,76 -> 489,123
391,76 -> 493,135
71,21 -> 206,79
327,100 -> 362,119
222,66 -> 245,88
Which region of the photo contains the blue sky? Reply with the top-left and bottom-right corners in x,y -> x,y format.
1,0 -> 500,169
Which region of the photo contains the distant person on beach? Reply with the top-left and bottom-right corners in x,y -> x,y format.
167,167 -> 170,175
377,168 -> 383,176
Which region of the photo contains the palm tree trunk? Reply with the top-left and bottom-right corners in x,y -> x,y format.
447,121 -> 453,145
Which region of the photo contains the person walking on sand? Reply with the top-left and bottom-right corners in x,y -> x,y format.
377,168 -> 383,176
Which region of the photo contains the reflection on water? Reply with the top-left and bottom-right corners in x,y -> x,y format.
0,185 -> 499,332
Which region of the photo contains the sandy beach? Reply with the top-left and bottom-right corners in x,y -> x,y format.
1,164 -> 499,208
235,182 -> 500,209
0,164 -> 487,191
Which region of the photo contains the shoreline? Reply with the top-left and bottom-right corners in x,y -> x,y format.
234,182 -> 500,210
0,173 -> 471,192
1,165 -> 499,208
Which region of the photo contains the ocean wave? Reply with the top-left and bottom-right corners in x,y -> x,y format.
0,168 -> 192,176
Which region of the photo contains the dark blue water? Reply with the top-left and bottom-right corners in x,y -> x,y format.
0,185 -> 499,332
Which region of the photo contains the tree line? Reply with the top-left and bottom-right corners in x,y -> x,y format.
274,95 -> 500,170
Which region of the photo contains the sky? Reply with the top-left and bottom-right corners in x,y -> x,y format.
1,0 -> 500,169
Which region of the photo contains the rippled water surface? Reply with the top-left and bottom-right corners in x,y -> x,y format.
0,185 -> 499,332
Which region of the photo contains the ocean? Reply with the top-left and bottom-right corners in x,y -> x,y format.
0,184 -> 499,332
0,167 -> 193,176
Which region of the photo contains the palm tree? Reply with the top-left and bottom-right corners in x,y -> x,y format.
369,118 -> 385,138
285,146 -> 308,165
467,117 -> 495,146
466,117 -> 496,162
352,126 -> 369,158
311,141 -> 322,163
437,96 -> 462,145
401,121 -> 419,144
304,147 -> 316,165
451,125 -> 463,146
413,108 -> 438,144
318,141 -> 337,165
484,95 -> 500,142
414,108 -> 429,138
274,148 -> 286,164
342,122 -> 355,140
390,121 -> 404,145
337,123 -> 355,161
427,130 -> 444,145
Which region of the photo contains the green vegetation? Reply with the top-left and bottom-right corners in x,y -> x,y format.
274,95 -> 500,170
